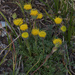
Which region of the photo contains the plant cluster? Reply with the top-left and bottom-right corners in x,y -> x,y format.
12,3 -> 67,74
0,0 -> 75,75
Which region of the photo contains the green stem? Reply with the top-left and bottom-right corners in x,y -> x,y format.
18,27 -> 23,45
16,2 -> 26,23
0,46 -> 11,66
34,19 -> 37,28
26,39 -> 31,56
26,58 -> 40,75
28,14 -> 32,30
13,50 -> 17,75
42,39 -> 45,54
13,54 -> 15,75
34,36 -> 38,54
43,9 -> 54,21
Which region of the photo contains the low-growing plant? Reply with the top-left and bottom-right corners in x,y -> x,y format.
0,0 -> 75,75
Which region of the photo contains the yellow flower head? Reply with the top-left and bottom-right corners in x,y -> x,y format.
54,17 -> 62,24
31,28 -> 39,36
53,38 -> 62,45
13,18 -> 23,26
60,25 -> 66,32
22,32 -> 29,38
20,24 -> 28,31
30,9 -> 38,16
37,13 -> 43,19
24,3 -> 32,10
39,31 -> 46,38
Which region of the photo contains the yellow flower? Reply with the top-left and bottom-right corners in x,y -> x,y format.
24,4 -> 32,10
37,13 -> 43,19
22,32 -> 29,38
13,18 -> 23,26
60,25 -> 66,32
31,28 -> 39,35
54,17 -> 62,24
39,31 -> 46,38
20,24 -> 28,31
30,9 -> 38,16
53,38 -> 62,45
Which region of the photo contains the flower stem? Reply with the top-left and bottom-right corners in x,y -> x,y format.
28,14 -> 32,30
34,36 -> 38,54
42,39 -> 45,54
26,39 -> 31,56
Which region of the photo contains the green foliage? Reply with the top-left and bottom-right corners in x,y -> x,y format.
13,29 -> 66,75
12,13 -> 17,19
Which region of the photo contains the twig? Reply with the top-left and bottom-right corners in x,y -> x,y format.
0,35 -> 20,55
26,58 -> 40,75
2,28 -> 16,53
31,47 -> 57,75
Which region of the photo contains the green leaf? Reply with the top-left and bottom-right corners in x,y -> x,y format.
12,13 -> 17,19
